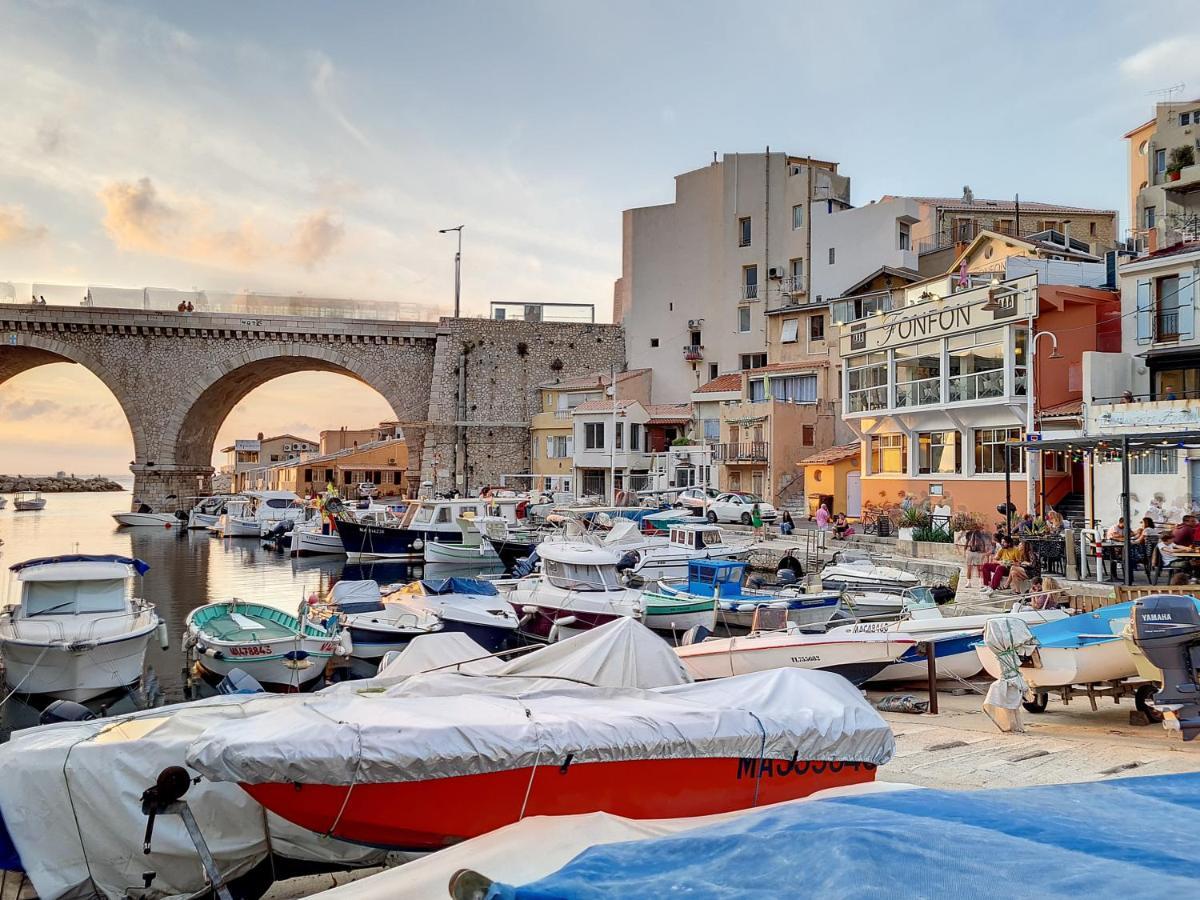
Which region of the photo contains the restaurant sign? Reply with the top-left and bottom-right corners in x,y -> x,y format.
839,274 -> 1037,356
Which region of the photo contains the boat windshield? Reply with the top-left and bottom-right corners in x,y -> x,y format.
543,559 -> 617,591
24,579 -> 127,616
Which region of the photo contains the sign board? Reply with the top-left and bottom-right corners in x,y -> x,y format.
234,439 -> 261,452
839,274 -> 1037,357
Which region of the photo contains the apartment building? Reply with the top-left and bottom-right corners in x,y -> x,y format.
267,437 -> 411,498
569,399 -> 692,499
320,422 -> 402,455
219,432 -> 318,492
1125,99 -> 1200,252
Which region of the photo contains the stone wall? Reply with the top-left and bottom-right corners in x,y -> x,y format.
421,318 -> 626,493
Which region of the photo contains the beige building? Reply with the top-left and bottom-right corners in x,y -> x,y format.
220,432 -> 318,492
268,438 -> 412,498
1125,99 -> 1200,252
320,422 -> 403,455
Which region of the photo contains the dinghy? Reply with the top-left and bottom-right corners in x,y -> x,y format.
422,514 -> 502,564
0,555 -> 165,700
186,666 -> 895,851
12,491 -> 46,511
185,599 -> 350,689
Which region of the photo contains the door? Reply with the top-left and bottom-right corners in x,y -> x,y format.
1191,460 -> 1200,510
845,471 -> 862,518
752,471 -> 764,497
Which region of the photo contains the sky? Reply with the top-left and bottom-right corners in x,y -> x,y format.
1,0 -> 1198,475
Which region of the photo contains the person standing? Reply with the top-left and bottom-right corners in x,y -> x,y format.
750,502 -> 765,542
964,527 -> 990,589
814,502 -> 830,531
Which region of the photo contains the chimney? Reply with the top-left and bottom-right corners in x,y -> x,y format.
257,432 -> 264,441
962,185 -> 974,203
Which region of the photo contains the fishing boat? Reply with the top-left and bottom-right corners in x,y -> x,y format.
112,511 -> 178,527
506,540 -> 714,641
583,519 -> 752,582
185,599 -> 350,689
820,551 -> 920,594
0,555 -> 165,701
336,497 -> 492,560
975,602 -> 1137,689
478,517 -> 542,572
324,580 -> 443,661
675,607 -> 915,686
12,492 -> 46,512
217,491 -> 310,538
386,577 -> 518,652
656,559 -> 842,631
423,514 -> 501,564
185,666 -> 894,851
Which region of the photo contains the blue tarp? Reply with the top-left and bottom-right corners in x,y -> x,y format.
8,554 -> 150,576
488,773 -> 1200,899
420,577 -> 499,597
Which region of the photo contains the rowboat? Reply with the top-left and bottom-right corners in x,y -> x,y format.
12,492 -> 46,512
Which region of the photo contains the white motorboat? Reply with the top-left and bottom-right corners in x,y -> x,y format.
112,511 -> 178,528
820,551 -> 921,594
386,577 -> 519,652
185,495 -> 235,530
217,491 -> 310,538
185,598 -> 351,689
423,514 -> 502,564
12,492 -> 46,512
323,580 -> 443,661
0,555 -> 165,701
674,607 -> 915,686
584,519 -> 752,581
975,602 -> 1137,689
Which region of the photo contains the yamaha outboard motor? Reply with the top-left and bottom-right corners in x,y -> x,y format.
40,699 -> 97,725
1131,595 -> 1200,741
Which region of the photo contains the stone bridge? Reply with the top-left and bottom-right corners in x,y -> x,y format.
0,304 -> 624,509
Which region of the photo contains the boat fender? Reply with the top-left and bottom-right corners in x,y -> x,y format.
413,538 -> 425,551
156,621 -> 170,651
521,605 -> 540,615
552,615 -> 578,628
336,630 -> 354,657
284,649 -> 311,662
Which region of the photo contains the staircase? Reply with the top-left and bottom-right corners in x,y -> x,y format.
1054,492 -> 1086,529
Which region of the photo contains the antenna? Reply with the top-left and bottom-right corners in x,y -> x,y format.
1148,82 -> 1186,104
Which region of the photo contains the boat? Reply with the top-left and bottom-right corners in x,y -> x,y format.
386,577 -> 519,652
1123,595 -> 1200,684
820,550 -> 921,594
12,491 -> 46,511
975,602 -> 1138,689
656,559 -> 842,631
478,516 -> 542,572
336,497 -> 493,560
0,555 -> 165,701
324,580 -> 443,661
112,511 -> 178,528
506,539 -> 714,641
422,514 -> 502,564
581,519 -> 753,582
674,607 -> 915,686
217,491 -> 311,538
185,666 -> 895,851
184,494 -> 235,529
185,599 -> 351,689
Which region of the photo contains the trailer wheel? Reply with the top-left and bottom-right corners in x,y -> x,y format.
1022,692 -> 1049,714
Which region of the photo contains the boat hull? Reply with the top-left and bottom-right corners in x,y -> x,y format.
240,755 -> 878,850
677,635 -> 912,686
639,595 -> 717,634
975,638 -> 1137,689
510,602 -> 627,641
193,642 -> 335,689
871,632 -> 985,682
112,512 -> 178,528
338,521 -> 460,560
187,511 -> 220,529
13,501 -> 46,511
423,541 -> 499,564
218,517 -> 262,538
0,627 -> 156,701
290,528 -> 345,556
484,536 -> 539,572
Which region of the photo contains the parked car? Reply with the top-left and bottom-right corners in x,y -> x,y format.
675,487 -> 720,511
706,492 -> 778,525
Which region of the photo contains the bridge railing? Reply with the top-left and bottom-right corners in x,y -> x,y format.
0,281 -> 446,322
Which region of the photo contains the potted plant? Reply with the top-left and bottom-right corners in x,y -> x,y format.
950,511 -> 982,546
1166,145 -> 1194,182
897,505 -> 929,542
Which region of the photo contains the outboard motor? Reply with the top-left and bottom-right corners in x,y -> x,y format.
1131,595 -> 1200,741
174,509 -> 189,522
680,624 -> 710,646
774,569 -> 799,587
216,667 -> 265,696
40,699 -> 97,725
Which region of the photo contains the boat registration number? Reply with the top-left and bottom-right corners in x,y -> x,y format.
320,641 -> 338,652
230,645 -> 271,657
737,759 -> 876,779
789,655 -> 821,664
847,622 -> 892,633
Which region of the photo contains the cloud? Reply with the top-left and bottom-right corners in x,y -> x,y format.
0,398 -> 60,421
309,52 -> 375,152
36,120 -> 64,154
98,176 -> 343,269
1119,35 -> 1200,84
0,205 -> 48,245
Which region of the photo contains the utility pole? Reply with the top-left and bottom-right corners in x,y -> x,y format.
438,226 -> 464,318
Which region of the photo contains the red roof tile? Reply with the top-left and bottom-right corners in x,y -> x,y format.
646,404 -> 692,424
695,373 -> 743,393
797,444 -> 860,466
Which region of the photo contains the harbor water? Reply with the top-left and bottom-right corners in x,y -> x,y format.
0,489 -> 486,736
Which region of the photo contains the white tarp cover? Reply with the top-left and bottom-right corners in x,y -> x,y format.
371,631 -> 497,679
310,782 -> 915,900
187,666 -> 895,786
329,579 -> 381,604
0,694 -> 388,900
981,615 -> 1038,733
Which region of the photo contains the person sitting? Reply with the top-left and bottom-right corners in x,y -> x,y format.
779,510 -> 795,536
832,513 -> 851,540
1172,514 -> 1197,547
1044,507 -> 1064,533
1006,541 -> 1040,594
1133,517 -> 1159,544
981,536 -> 1021,592
1028,577 -> 1057,610
1016,513 -> 1035,535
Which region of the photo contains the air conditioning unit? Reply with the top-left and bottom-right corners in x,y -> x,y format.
767,266 -> 785,280
687,318 -> 704,329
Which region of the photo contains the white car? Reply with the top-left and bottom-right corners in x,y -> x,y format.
674,487 -> 720,511
705,492 -> 778,525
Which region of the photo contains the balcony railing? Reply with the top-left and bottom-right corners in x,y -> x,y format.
683,344 -> 704,360
895,376 -> 941,408
1157,310 -> 1180,342
832,290 -> 898,325
714,441 -> 769,462
948,370 -> 1005,402
741,283 -> 759,301
847,387 -> 887,413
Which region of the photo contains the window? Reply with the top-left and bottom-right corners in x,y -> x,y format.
789,257 -> 804,290
730,425 -> 740,443
994,218 -> 1014,236
1154,367 -> 1200,400
703,418 -> 720,441
325,469 -> 334,483
974,427 -> 1024,474
828,247 -> 836,265
955,217 -> 974,241
1156,148 -> 1166,174
792,205 -> 804,229
1089,221 -> 1097,237
1182,113 -> 1191,126
689,329 -> 702,346
743,265 -> 758,300
709,363 -> 719,381
770,373 -> 818,403
1131,449 -> 1178,476
895,339 -> 942,407
303,468 -> 312,482
614,422 -> 623,450
802,425 -> 815,446
847,352 -> 888,412
737,306 -> 751,333
1139,140 -> 1149,156
630,423 -> 642,451
917,431 -> 961,475
749,378 -> 766,402
898,221 -> 911,251
809,315 -> 825,342
650,337 -> 660,347
780,318 -> 799,343
740,353 -> 767,370
948,329 -> 1005,401
871,434 -> 907,474
584,422 -> 605,450
1145,206 -> 1157,229
738,216 -> 752,247
1155,274 -> 1183,339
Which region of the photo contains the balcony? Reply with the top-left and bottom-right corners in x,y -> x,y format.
683,344 -> 704,361
1162,163 -> 1200,193
740,283 -> 759,302
832,290 -> 898,326
531,409 -> 575,429
714,441 -> 769,462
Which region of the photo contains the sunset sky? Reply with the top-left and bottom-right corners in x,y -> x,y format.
1,0 -> 1196,476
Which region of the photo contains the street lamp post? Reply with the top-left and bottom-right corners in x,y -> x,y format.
1026,329 -> 1064,517
438,226 -> 463,318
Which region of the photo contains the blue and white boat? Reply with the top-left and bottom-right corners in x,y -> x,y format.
336,498 -> 492,560
386,577 -> 520,652
657,560 -> 842,631
324,580 -> 443,661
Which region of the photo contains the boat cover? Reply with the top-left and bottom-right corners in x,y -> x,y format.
8,554 -> 150,575
186,666 -> 895,786
478,772 -> 1200,899
328,579 -> 384,614
419,576 -> 500,596
980,615 -> 1037,732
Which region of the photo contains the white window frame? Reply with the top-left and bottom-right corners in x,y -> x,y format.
780,318 -> 799,343
792,205 -> 804,230
737,306 -> 751,333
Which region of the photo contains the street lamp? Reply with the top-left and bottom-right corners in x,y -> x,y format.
438,226 -> 463,318
1025,330 -> 1064,515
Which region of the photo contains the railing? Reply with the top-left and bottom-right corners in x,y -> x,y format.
683,345 -> 704,360
895,376 -> 941,408
741,283 -> 759,301
1094,388 -> 1200,402
714,442 -> 769,462
847,387 -> 887,413
948,369 -> 1004,402
1156,309 -> 1180,341
915,223 -> 1096,256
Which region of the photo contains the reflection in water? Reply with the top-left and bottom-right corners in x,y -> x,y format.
0,491 -> 497,737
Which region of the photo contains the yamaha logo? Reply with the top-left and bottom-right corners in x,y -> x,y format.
1140,613 -> 1173,621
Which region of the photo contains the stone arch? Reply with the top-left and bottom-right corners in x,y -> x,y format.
0,334 -> 146,462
